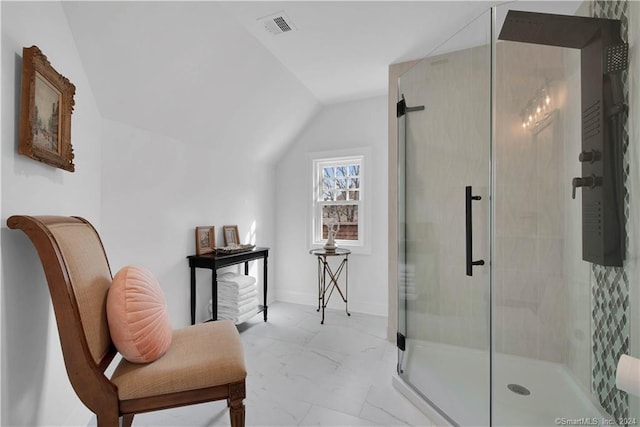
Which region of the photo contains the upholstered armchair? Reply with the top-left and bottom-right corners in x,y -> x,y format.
7,215 -> 246,427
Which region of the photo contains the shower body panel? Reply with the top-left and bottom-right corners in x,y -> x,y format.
498,10 -> 628,267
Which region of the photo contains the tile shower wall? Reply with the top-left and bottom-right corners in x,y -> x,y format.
403,34 -> 591,370
494,8 -> 632,413
401,44 -> 490,350
589,0 -> 631,421
563,32 -> 594,397
494,41 -> 576,364
628,0 -> 640,420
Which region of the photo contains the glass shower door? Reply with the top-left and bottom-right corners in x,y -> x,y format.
397,9 -> 492,426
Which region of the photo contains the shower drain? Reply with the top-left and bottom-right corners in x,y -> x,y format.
507,384 -> 531,396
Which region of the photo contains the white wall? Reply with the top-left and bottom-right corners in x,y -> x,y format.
275,95 -> 389,316
62,1 -> 320,167
100,119 -> 278,326
1,1 -> 318,425
1,2 -> 102,425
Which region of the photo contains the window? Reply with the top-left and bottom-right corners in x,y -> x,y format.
312,153 -> 366,249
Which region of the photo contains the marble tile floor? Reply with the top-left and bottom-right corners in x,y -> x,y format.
125,301 -> 433,427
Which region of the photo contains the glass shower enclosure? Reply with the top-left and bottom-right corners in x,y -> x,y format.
397,8 -> 491,426
397,2 -> 630,426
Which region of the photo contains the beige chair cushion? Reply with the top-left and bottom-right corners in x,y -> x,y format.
111,320 -> 246,400
49,222 -> 113,365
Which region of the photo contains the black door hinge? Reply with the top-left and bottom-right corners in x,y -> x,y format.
397,97 -> 425,118
397,332 -> 406,351
397,98 -> 407,118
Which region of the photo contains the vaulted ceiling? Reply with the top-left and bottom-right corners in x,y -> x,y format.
220,1 -> 501,104
61,1 -> 580,162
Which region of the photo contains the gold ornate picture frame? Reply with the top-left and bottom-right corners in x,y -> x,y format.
19,45 -> 76,172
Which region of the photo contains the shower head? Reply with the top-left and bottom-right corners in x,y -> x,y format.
604,43 -> 628,74
498,10 -> 624,49
604,43 -> 628,113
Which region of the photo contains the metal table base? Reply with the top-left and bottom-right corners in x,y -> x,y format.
310,248 -> 351,324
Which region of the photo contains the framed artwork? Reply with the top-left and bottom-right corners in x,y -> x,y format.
223,225 -> 240,246
195,226 -> 215,255
19,45 -> 76,172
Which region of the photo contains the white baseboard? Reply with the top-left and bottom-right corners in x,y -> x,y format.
274,290 -> 317,306
275,290 -> 387,316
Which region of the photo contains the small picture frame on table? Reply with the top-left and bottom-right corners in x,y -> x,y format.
19,45 -> 76,172
195,226 -> 215,255
223,225 -> 240,246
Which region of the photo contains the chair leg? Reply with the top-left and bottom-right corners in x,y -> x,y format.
229,398 -> 245,427
96,413 -> 118,427
96,413 -> 134,427
122,414 -> 134,427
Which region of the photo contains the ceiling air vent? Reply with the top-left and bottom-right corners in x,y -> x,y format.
259,11 -> 296,35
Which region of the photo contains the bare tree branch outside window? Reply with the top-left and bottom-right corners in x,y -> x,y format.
320,163 -> 360,240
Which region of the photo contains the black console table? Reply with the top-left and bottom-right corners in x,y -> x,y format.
187,247 -> 269,325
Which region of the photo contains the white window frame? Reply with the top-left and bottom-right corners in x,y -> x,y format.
310,148 -> 371,254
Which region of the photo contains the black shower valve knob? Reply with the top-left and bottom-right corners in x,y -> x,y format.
579,150 -> 602,163
572,175 -> 602,199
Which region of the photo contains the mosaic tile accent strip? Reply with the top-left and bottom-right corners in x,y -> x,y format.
590,0 -> 630,422
592,266 -> 630,420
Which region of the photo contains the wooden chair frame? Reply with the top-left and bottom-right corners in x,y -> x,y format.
7,215 -> 246,426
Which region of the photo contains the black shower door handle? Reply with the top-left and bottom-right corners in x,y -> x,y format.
466,186 -> 485,276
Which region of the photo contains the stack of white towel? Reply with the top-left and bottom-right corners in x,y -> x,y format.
208,272 -> 259,324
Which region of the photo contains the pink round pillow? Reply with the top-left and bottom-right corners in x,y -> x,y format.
107,265 -> 172,363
